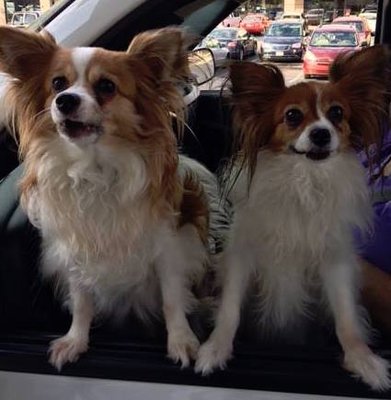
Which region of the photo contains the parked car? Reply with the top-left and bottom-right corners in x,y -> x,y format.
303,24 -> 362,79
9,11 -> 41,28
240,13 -> 269,35
359,12 -> 377,35
197,27 -> 256,64
196,31 -> 229,67
209,27 -> 256,61
332,16 -> 371,46
304,8 -> 324,26
259,20 -> 306,61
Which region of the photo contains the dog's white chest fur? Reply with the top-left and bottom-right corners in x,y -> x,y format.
229,150 -> 371,327
29,139 -> 167,317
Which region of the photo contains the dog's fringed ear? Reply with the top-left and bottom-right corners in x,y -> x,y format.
0,27 -> 57,81
230,61 -> 285,121
127,27 -> 191,83
229,62 -> 286,179
329,45 -> 390,151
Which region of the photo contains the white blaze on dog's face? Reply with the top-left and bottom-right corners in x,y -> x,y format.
47,46 -> 141,147
50,48 -> 101,145
270,82 -> 351,161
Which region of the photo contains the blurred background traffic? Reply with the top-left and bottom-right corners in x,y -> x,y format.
0,0 -> 380,86
196,1 -> 378,87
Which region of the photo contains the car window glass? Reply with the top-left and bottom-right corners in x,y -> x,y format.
310,31 -> 357,47
267,24 -> 300,37
208,29 -> 236,39
24,13 -> 37,24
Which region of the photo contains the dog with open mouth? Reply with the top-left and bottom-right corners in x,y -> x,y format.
0,26 -> 227,371
196,46 -> 391,391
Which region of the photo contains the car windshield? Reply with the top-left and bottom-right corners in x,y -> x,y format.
310,31 -> 357,47
337,21 -> 364,32
208,29 -> 237,39
266,23 -> 301,37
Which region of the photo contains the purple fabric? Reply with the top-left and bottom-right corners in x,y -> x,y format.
356,202 -> 391,274
355,128 -> 391,274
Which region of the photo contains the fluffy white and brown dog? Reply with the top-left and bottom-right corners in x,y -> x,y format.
196,46 -> 391,390
0,26 -> 226,371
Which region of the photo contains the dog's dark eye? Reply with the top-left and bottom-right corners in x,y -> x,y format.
52,76 -> 68,92
327,105 -> 344,124
94,78 -> 116,96
285,108 -> 304,128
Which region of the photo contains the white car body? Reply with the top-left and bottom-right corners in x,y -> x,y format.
359,12 -> 377,35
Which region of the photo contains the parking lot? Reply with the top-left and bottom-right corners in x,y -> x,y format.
202,55 -> 305,91
201,32 -> 375,91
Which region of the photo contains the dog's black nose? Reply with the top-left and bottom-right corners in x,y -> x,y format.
56,93 -> 81,115
309,128 -> 331,147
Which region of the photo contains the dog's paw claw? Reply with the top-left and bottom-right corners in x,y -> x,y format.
48,335 -> 88,371
167,329 -> 200,368
195,339 -> 232,376
344,348 -> 390,391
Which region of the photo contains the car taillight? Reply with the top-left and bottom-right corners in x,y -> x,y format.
228,42 -> 236,48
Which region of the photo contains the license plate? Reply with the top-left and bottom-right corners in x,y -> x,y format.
276,51 -> 284,56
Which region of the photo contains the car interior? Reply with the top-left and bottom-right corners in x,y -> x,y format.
0,0 -> 390,398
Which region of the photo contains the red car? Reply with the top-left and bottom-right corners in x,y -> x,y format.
303,24 -> 362,79
241,13 -> 269,35
332,16 -> 372,46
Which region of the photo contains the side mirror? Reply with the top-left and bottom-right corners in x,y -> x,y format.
188,48 -> 215,85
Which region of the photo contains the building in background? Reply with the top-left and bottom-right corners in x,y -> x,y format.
0,0 -> 58,24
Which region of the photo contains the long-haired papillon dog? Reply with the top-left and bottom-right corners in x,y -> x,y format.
196,46 -> 391,390
0,26 -> 227,371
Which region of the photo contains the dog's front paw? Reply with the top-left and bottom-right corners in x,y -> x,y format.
344,347 -> 390,391
195,338 -> 233,376
48,334 -> 89,371
167,327 -> 200,368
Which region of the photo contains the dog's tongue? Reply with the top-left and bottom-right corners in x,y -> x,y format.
64,120 -> 97,138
